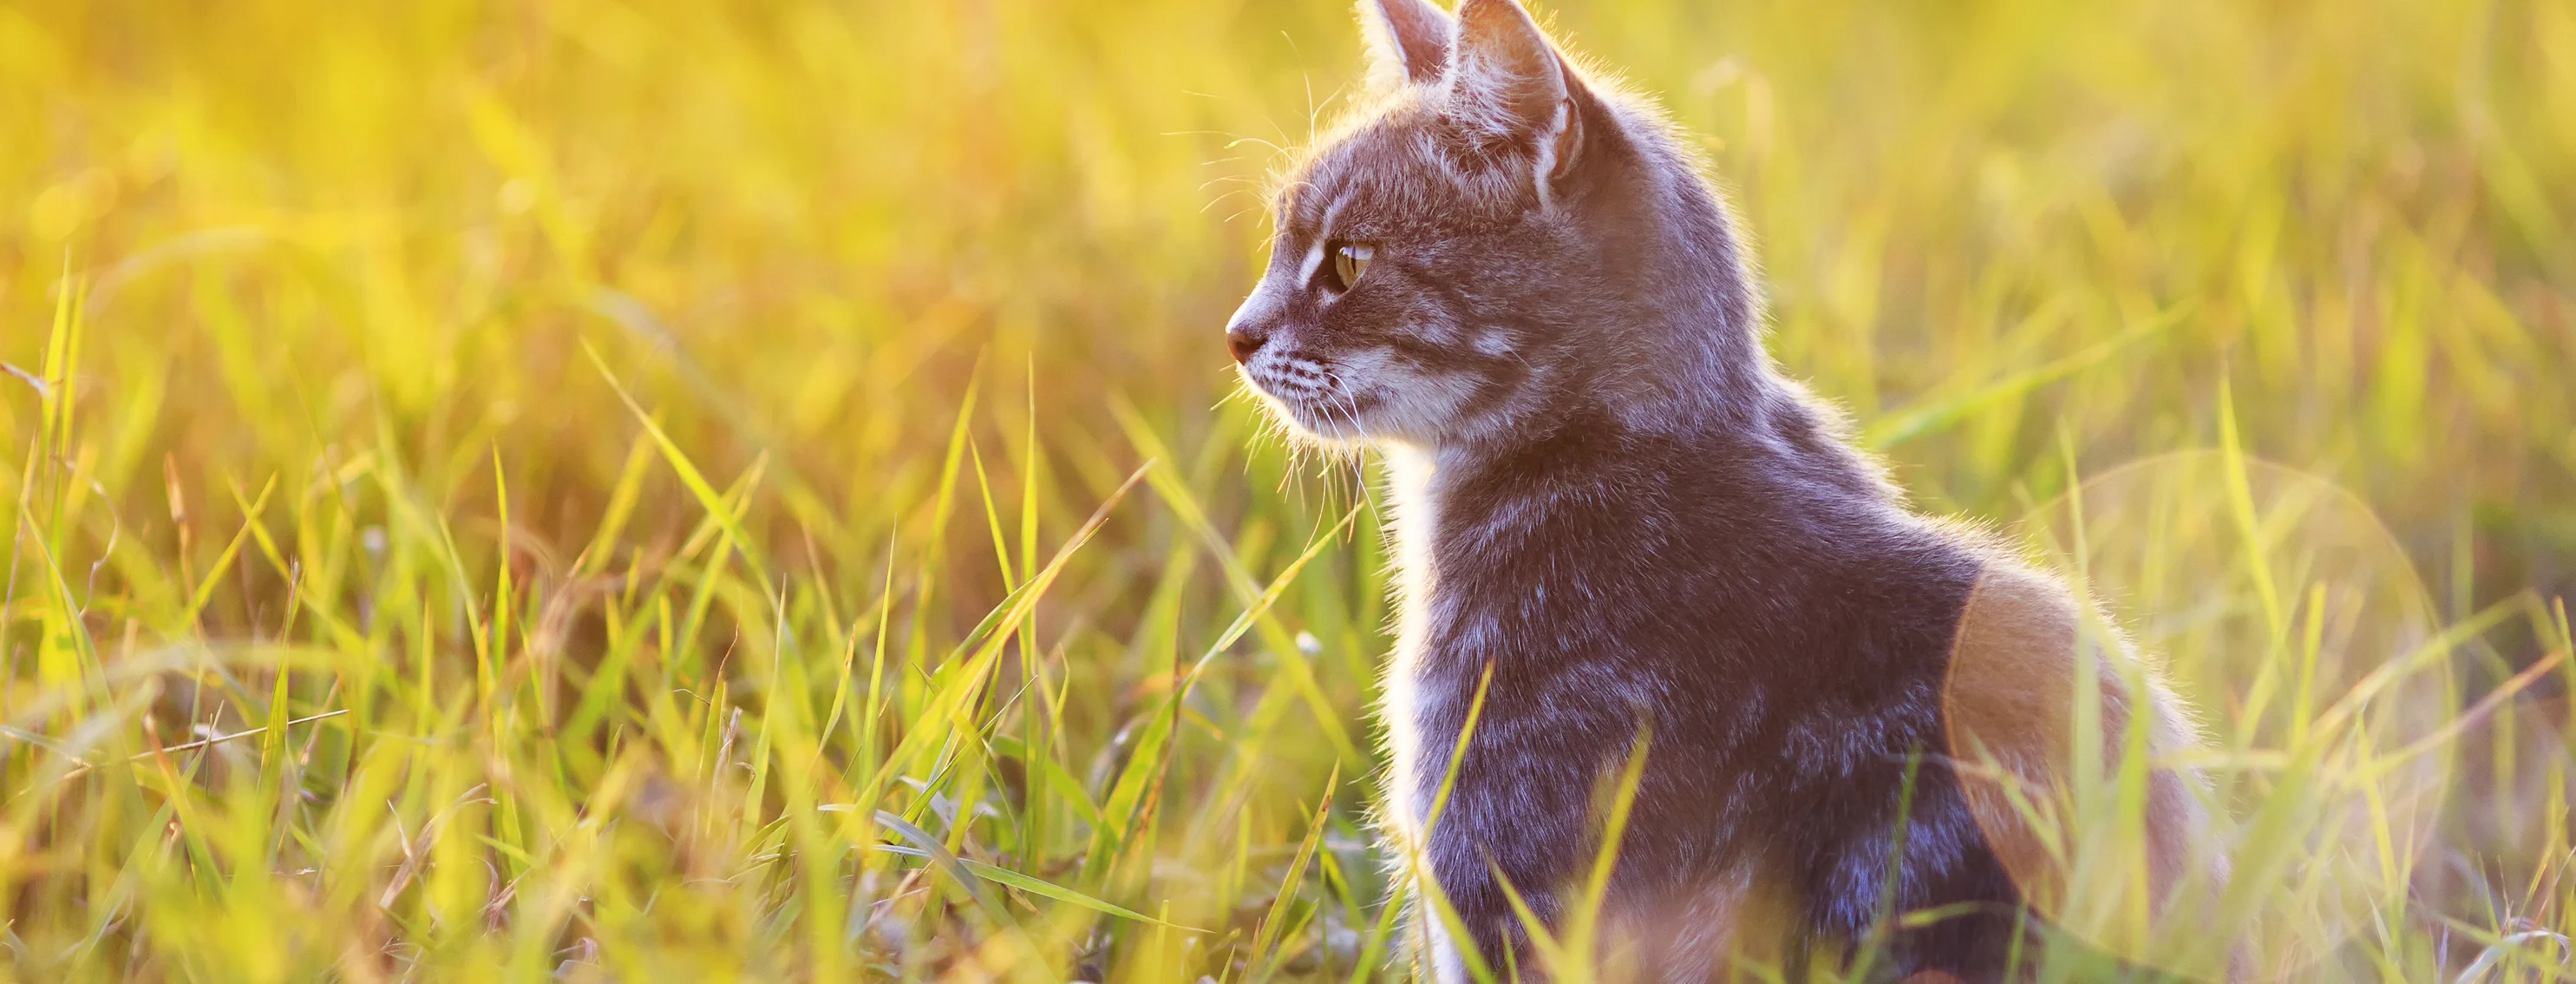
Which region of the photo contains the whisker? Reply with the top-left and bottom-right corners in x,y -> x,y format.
1224,134 -> 1291,156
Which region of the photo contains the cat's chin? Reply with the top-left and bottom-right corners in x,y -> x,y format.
1241,390 -> 1386,448
1268,399 -> 1376,446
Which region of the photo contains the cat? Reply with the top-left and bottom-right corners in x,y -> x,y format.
1224,0 -> 2226,981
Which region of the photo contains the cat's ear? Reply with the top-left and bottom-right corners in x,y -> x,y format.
1444,0 -> 1584,197
1357,0 -> 1452,88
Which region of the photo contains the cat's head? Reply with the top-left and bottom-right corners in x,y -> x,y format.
1227,0 -> 1758,450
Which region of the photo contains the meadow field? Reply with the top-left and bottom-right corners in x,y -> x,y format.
2,0 -> 2573,980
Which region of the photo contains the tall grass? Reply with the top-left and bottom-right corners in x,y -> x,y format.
0,0 -> 2570,979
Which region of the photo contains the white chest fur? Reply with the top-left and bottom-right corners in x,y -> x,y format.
1377,446 -> 1442,841
1378,446 -> 1479,984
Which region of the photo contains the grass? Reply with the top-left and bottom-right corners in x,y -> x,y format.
0,0 -> 2572,979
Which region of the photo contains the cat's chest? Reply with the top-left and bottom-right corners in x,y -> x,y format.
1381,592 -> 1489,838
1377,451 -> 1554,825
1375,450 -> 1708,828
1379,449 -> 1475,830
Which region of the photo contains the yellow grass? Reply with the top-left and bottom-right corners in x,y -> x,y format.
0,0 -> 2571,980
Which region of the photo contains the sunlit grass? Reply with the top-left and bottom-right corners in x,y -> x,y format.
0,0 -> 2571,980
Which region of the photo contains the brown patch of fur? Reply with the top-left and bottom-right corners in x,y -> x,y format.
1944,562 -> 2229,968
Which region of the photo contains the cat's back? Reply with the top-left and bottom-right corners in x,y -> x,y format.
1410,409 -> 1984,672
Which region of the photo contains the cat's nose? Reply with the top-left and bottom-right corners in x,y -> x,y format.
1225,290 -> 1277,364
1226,323 -> 1270,364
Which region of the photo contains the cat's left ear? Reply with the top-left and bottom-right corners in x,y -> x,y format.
1358,0 -> 1453,88
1444,0 -> 1584,200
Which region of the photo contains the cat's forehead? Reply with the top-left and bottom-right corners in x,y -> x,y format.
1278,111 -> 1465,233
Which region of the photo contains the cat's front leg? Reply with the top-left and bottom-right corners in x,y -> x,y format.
1412,871 -> 1560,982
1417,790 -> 1586,981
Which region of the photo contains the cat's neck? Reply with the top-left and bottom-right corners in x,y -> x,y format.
1381,379 -> 1893,548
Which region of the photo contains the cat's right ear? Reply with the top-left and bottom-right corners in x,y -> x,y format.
1358,0 -> 1452,88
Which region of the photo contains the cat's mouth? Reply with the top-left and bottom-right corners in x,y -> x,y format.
1239,360 -> 1383,442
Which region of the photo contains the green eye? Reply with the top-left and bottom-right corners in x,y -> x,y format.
1330,242 -> 1374,290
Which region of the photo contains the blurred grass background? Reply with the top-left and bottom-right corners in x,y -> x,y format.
0,0 -> 2571,980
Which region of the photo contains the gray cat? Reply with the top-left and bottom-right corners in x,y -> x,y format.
1226,1 -> 2224,981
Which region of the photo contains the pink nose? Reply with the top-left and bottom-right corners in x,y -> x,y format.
1226,324 -> 1269,364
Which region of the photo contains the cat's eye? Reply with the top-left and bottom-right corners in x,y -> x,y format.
1329,242 -> 1374,291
